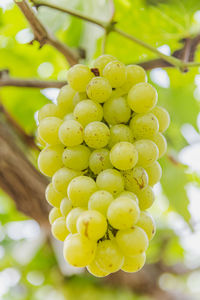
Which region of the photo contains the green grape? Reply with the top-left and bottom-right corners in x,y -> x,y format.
67,176 -> 97,207
45,183 -> 64,207
38,144 -> 64,177
151,132 -> 167,158
110,142 -> 138,170
116,226 -> 149,256
89,148 -> 112,175
63,233 -> 96,267
87,260 -> 109,277
134,139 -> 159,167
60,197 -> 72,217
64,113 -> 76,121
66,207 -> 86,233
51,217 -> 69,241
122,253 -> 146,273
73,99 -> 103,127
49,207 -> 62,225
136,211 -> 156,240
107,196 -> 140,229
95,240 -> 124,273
58,120 -> 83,147
145,161 -> 162,186
108,124 -> 133,149
120,65 -> 147,94
96,169 -> 124,196
38,117 -> 63,145
103,97 -> 131,125
57,85 -> 76,115
38,103 -> 63,122
122,166 -> 148,194
67,64 -> 94,92
84,121 -> 110,149
73,92 -> 87,107
137,186 -> 155,210
103,61 -> 126,88
62,145 -> 91,171
77,210 -> 107,241
86,77 -> 112,103
52,167 -> 80,194
88,190 -> 114,216
152,106 -> 170,132
129,113 -> 159,140
118,191 -> 138,204
36,129 -> 46,148
128,83 -> 157,113
93,54 -> 117,75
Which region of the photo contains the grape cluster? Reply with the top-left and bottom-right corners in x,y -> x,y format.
37,55 -> 170,277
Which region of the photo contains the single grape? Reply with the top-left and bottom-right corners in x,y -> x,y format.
136,211 -> 156,240
73,99 -> 103,127
38,117 -> 63,145
89,148 -> 112,175
67,64 -> 94,92
60,197 -> 72,217
45,183 -> 64,207
51,217 -> 69,241
110,142 -> 138,170
129,113 -> 159,140
57,85 -> 76,115
120,65 -> 147,93
63,233 -> 96,267
107,196 -> 140,229
116,226 -> 149,256
38,103 -> 63,122
152,106 -> 170,132
108,124 -> 133,149
103,61 -> 126,88
121,253 -> 146,273
86,77 -> 112,103
117,191 -> 138,204
134,139 -> 159,167
67,176 -> 97,207
87,260 -> 109,277
62,145 -> 91,171
73,92 -> 87,107
36,129 -> 46,148
93,54 -> 117,75
84,121 -> 110,149
103,97 -> 131,125
122,166 -> 148,194
58,120 -> 83,147
96,169 -> 124,195
52,167 -> 80,194
151,132 -> 167,158
64,113 -> 76,121
137,185 -> 155,210
128,83 -> 157,113
88,190 -> 114,216
145,161 -> 162,186
66,207 -> 86,233
49,207 -> 62,225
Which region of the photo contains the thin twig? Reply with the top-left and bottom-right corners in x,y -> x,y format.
0,77 -> 66,88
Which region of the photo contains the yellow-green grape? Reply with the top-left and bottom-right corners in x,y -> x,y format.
89,148 -> 112,175
95,240 -> 124,273
66,207 -> 85,233
51,217 -> 69,241
77,210 -> 107,241
38,117 -> 63,145
49,207 -> 62,225
52,167 -> 80,194
45,183 -> 64,207
58,120 -> 83,147
96,169 -> 124,196
67,176 -> 97,207
86,77 -> 112,103
87,260 -> 109,277
103,97 -> 131,125
134,139 -> 159,167
145,161 -> 162,186
121,65 -> 147,94
137,186 -> 155,210
121,253 -> 146,273
63,233 -> 96,267
38,103 -> 63,122
60,197 -> 72,217
152,106 -> 170,132
122,167 -> 148,194
108,124 -> 133,149
129,113 -> 159,140
103,61 -> 126,88
64,113 -> 76,121
116,226 -> 149,256
88,190 -> 114,216
136,211 -> 156,240
84,121 -> 110,149
67,64 -> 94,92
38,144 -> 64,177
151,132 -> 167,158
107,196 -> 140,229
128,83 -> 157,113
118,191 -> 138,204
36,129 -> 46,148
57,85 -> 76,115
73,99 -> 103,127
93,54 -> 117,75
62,145 -> 91,171
110,142 -> 138,170
73,92 -> 87,107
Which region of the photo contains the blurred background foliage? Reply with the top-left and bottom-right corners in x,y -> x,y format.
1,0 -> 200,299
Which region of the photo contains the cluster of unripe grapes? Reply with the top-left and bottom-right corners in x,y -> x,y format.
37,54 -> 170,277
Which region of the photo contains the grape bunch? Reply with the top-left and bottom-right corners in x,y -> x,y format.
37,54 -> 170,277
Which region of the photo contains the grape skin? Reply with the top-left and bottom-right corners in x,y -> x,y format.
52,167 -> 81,195
152,106 -> 170,132
122,253 -> 146,273
88,190 -> 114,216
45,183 -> 64,207
129,113 -> 159,140
136,211 -> 156,240
134,139 -> 159,167
122,166 -> 148,194
60,197 -> 72,217
110,142 -> 138,170
38,117 -> 62,145
57,85 -> 76,115
121,65 -> 147,93
67,64 -> 94,92
103,61 -> 127,88
84,121 -> 110,149
103,96 -> 131,125
96,169 -> 124,196
66,207 -> 86,234
151,132 -> 167,158
87,260 -> 109,277
49,207 -> 62,225
89,148 -> 112,175
137,185 -> 155,210
51,217 -> 69,241
59,120 -> 84,147
108,124 -> 133,149
62,145 -> 91,171
93,54 -> 117,75
145,161 -> 162,186
86,77 -> 112,103
38,103 -> 63,122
